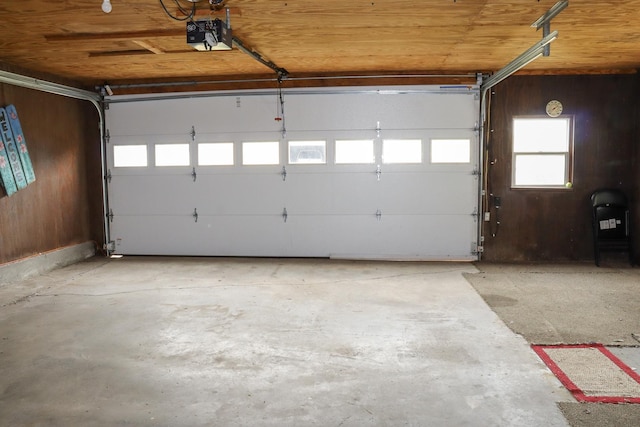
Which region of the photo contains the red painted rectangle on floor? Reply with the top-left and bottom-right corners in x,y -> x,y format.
532,344 -> 640,404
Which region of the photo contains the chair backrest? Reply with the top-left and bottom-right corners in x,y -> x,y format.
591,189 -> 628,208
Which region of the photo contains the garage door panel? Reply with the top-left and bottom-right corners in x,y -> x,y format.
197,215 -> 289,256
107,96 -> 281,136
106,86 -> 480,259
108,175 -> 197,215
286,215 -> 382,257
281,176 -> 336,213
371,215 -> 477,260
111,215 -> 207,255
286,91 -> 477,131
111,214 -> 290,256
195,173 -> 286,214
377,173 -> 476,214
284,173 -> 379,214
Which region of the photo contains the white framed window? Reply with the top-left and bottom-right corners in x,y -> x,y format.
431,139 -> 471,163
512,117 -> 573,188
155,143 -> 190,166
382,139 -> 422,164
198,142 -> 234,166
113,145 -> 148,167
288,141 -> 326,164
335,140 -> 375,164
242,141 -> 279,165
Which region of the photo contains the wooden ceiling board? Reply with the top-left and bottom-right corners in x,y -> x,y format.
0,0 -> 638,92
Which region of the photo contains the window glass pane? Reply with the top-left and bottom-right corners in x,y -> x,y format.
335,140 -> 375,164
155,144 -> 190,166
514,154 -> 566,186
382,139 -> 422,164
512,117 -> 572,188
288,141 -> 326,164
242,141 -> 279,165
431,139 -> 471,163
513,118 -> 570,153
198,142 -> 234,166
113,145 -> 147,167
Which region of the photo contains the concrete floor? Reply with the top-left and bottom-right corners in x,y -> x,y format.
465,262 -> 640,427
0,257 -> 572,426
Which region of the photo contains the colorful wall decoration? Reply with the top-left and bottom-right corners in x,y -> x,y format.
0,105 -> 35,196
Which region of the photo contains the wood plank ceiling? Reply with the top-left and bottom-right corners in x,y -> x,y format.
0,0 -> 639,92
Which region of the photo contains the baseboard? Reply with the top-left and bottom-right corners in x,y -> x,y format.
0,242 -> 96,284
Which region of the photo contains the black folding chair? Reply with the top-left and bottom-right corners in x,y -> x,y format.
591,189 -> 634,266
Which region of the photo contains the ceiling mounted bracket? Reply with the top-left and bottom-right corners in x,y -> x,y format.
482,30 -> 557,91
482,1 -> 567,93
531,0 -> 569,57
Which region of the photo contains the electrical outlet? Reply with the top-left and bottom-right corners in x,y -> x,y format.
484,212 -> 491,221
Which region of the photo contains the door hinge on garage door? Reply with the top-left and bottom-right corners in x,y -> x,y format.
471,242 -> 484,255
470,207 -> 480,222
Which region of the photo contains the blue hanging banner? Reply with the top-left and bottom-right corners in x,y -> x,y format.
5,105 -> 35,184
0,107 -> 27,191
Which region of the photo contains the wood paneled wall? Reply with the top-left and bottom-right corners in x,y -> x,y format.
0,83 -> 103,265
2,71 -> 639,265
483,74 -> 639,262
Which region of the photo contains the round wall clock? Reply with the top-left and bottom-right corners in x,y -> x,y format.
545,100 -> 563,117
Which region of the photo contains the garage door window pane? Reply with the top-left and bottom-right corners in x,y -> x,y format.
288,141 -> 326,164
383,139 -> 422,164
198,142 -> 234,166
156,144 -> 190,166
113,145 -> 147,167
335,140 -> 375,164
431,139 -> 471,163
243,141 -> 279,165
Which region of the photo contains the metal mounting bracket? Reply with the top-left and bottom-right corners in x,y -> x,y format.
471,207 -> 479,223
191,167 -> 197,182
193,208 -> 198,223
282,207 -> 288,223
281,166 -> 287,181
531,0 -> 569,57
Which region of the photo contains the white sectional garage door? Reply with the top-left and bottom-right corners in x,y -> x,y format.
105,86 -> 480,260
